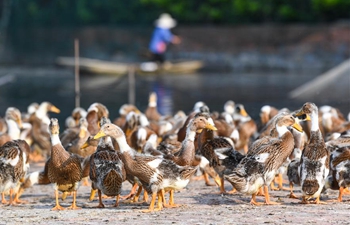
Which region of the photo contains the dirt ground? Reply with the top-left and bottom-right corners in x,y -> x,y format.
1,163 -> 349,225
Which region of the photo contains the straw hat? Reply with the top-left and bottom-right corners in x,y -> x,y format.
155,13 -> 177,29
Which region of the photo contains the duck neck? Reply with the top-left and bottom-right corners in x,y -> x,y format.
115,135 -> 133,155
51,133 -> 61,146
186,129 -> 196,142
276,125 -> 289,138
310,111 -> 319,132
6,119 -> 20,139
98,136 -> 114,150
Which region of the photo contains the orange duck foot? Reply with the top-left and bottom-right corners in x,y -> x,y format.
67,204 -> 82,210
288,193 -> 299,199
51,205 -> 66,211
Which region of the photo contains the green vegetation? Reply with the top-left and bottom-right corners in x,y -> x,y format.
7,0 -> 350,27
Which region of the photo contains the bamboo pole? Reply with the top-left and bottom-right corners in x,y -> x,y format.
74,39 -> 80,108
128,65 -> 135,105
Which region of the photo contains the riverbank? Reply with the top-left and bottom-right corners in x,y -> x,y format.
2,23 -> 349,71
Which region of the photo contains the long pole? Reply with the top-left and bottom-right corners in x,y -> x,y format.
128,65 -> 135,105
74,39 -> 80,108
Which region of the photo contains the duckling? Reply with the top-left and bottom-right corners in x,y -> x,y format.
295,102 -> 330,204
224,114 -> 302,205
89,117 -> 126,208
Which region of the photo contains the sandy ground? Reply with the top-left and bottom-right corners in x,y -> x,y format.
1,163 -> 349,225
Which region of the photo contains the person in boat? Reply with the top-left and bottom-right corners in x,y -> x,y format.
148,13 -> 181,64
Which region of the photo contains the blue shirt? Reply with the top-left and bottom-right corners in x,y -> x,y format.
149,27 -> 174,54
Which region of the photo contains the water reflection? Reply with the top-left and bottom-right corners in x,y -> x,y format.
0,67 -> 348,126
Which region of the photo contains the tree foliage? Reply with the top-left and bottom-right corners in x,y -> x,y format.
7,0 -> 350,28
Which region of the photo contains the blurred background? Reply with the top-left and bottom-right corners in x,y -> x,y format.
0,0 -> 349,123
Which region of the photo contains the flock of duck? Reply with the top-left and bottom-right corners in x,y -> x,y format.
0,94 -> 350,212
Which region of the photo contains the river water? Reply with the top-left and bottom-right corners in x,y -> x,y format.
0,66 -> 348,126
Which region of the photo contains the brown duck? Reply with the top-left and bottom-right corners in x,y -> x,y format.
89,117 -> 126,208
295,102 -> 330,204
224,114 -> 302,205
23,118 -> 87,210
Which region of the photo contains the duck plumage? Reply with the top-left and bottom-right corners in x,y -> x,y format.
295,102 -> 330,204
224,114 -> 302,205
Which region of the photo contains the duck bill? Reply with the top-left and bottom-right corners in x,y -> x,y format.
205,123 -> 217,131
80,142 -> 89,149
79,129 -> 86,138
303,114 -> 311,121
292,122 -> 303,132
294,112 -> 311,121
240,108 -> 248,117
17,119 -> 22,129
94,130 -> 106,139
50,106 -> 61,114
196,128 -> 203,133
294,109 -> 304,117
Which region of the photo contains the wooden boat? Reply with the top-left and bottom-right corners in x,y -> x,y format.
56,57 -> 204,75
56,57 -> 129,75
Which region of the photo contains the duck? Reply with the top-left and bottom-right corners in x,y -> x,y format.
232,104 -> 258,154
94,122 -> 198,212
0,139 -> 29,205
64,107 -> 87,128
28,102 -> 60,161
89,117 -> 126,208
0,107 -> 22,146
294,102 -> 330,204
199,127 -> 244,194
27,112 -> 51,160
34,101 -> 61,128
113,104 -> 140,128
259,105 -> 280,129
177,102 -> 209,142
287,126 -> 308,199
319,105 -> 347,137
25,118 -> 86,210
61,117 -> 96,158
326,134 -> 350,152
86,102 -> 109,135
257,111 -> 304,191
144,92 -> 162,122
224,114 -> 302,205
326,146 -> 350,202
167,113 -> 217,167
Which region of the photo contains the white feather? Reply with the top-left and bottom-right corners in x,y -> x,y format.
147,158 -> 163,169
199,156 -> 209,169
261,105 -> 271,114
51,134 -> 61,146
255,152 -> 270,163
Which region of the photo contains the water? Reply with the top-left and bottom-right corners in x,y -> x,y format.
0,66 -> 348,126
